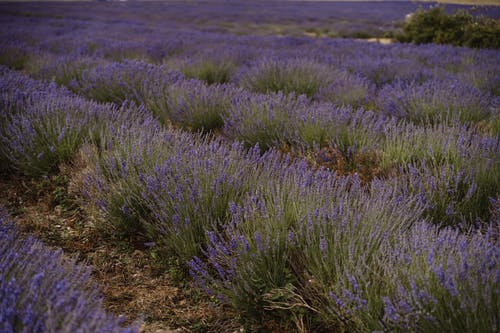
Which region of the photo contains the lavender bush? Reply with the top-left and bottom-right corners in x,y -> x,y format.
239,58 -> 335,98
72,60 -> 179,105
0,210 -> 138,333
0,70 -> 95,176
377,79 -> 497,126
26,53 -> 104,88
0,68 -> 153,177
223,91 -> 308,150
382,122 -> 500,226
350,56 -> 436,88
145,79 -> 241,132
313,71 -> 375,109
457,58 -> 500,96
294,104 -> 385,154
78,115 -> 173,237
0,41 -> 33,70
81,118 -> 270,260
138,138 -> 267,261
180,58 -> 236,85
189,169 -> 424,330
382,222 -> 499,332
394,163 -> 479,227
190,167 -> 499,330
380,122 -> 486,170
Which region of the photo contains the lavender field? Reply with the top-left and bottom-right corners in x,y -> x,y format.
1,1 -> 499,332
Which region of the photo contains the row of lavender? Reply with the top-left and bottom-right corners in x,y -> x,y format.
1,65 -> 499,331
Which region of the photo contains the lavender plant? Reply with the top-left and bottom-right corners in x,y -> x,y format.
145,39 -> 184,63
190,166 -> 498,330
81,117 -> 269,260
26,53 -> 104,88
189,169 -> 424,331
138,138 -> 267,261
0,41 -> 33,70
79,116 -> 175,237
0,210 -> 138,333
394,163 -> 479,227
223,91 -> 309,150
72,60 -> 179,105
351,56 -> 436,88
145,79 -> 241,132
382,123 -> 500,226
377,79 -> 496,126
0,68 -> 151,177
239,58 -> 334,98
189,161 -> 342,326
297,179 -> 425,332
382,222 -> 499,332
313,71 -> 375,109
181,59 -> 236,85
381,122 -> 478,170
0,72 -> 98,176
295,104 -> 385,154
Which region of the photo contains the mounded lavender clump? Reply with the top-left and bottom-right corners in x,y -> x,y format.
180,57 -> 236,85
0,69 -> 94,176
72,60 -> 182,105
0,210 -> 138,333
223,91 -> 309,150
145,79 -> 242,132
80,116 -> 279,261
26,53 -> 104,87
189,169 -> 499,331
313,71 -> 375,109
239,58 -> 335,97
0,40 -> 34,70
377,79 -> 497,125
224,89 -> 385,156
188,169 -> 425,330
382,222 -> 499,332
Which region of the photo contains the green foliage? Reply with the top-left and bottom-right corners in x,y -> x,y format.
241,59 -> 334,98
181,60 -> 235,85
0,44 -> 31,70
490,116 -> 500,137
399,6 -> 500,49
52,173 -> 75,211
381,123 -> 467,171
145,80 -> 237,133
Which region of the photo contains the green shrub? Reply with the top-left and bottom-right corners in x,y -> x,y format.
399,6 -> 500,49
